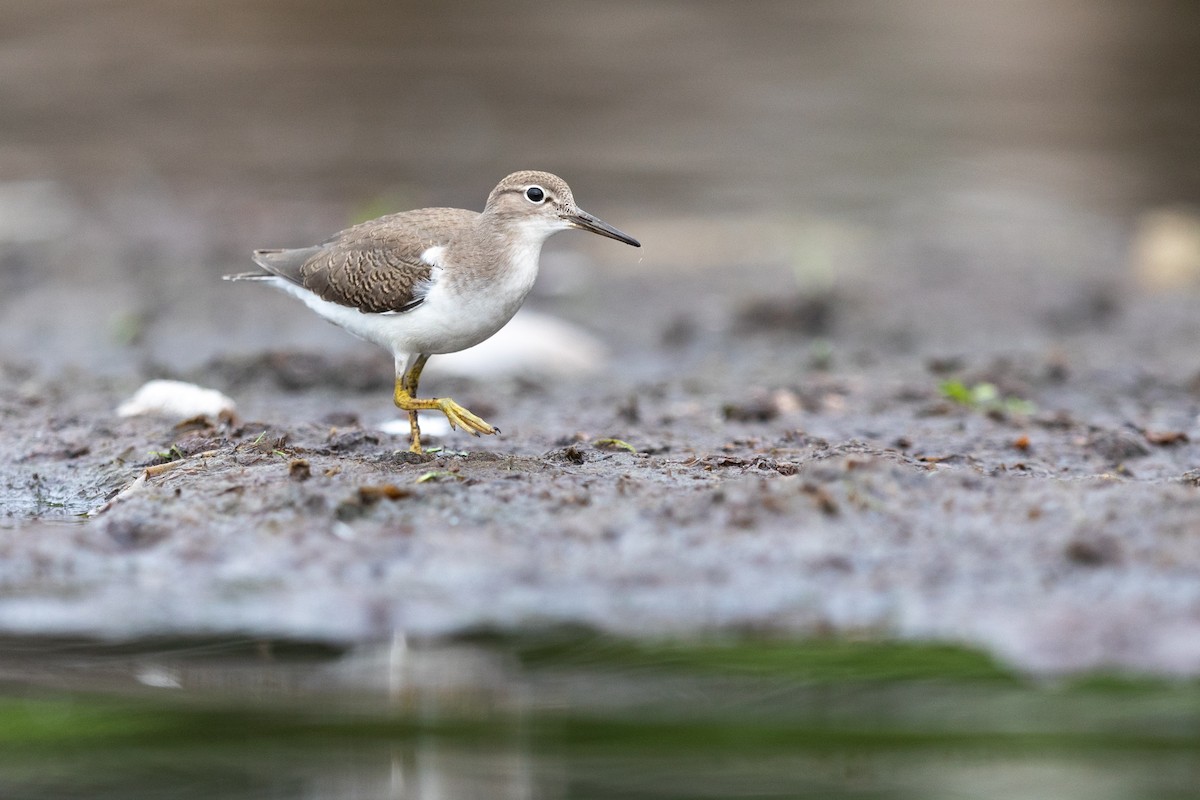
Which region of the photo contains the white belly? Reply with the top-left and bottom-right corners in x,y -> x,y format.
266,238 -> 541,358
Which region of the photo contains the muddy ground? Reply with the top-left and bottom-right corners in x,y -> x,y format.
5,258 -> 1200,677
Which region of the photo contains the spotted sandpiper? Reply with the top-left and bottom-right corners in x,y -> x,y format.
224,170 -> 640,453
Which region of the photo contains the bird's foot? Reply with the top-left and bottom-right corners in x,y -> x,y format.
437,398 -> 499,438
393,357 -> 498,450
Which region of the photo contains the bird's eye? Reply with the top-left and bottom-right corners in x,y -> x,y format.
524,186 -> 546,204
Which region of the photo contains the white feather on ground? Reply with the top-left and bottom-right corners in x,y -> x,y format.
117,380 -> 236,420
422,309 -> 608,379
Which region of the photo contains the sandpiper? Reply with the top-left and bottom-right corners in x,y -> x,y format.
225,170 -> 640,452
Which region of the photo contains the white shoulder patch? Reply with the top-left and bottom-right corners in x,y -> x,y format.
420,245 -> 448,268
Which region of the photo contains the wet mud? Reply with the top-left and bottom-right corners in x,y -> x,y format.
5,265 -> 1200,677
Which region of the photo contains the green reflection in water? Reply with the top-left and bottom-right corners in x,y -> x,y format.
0,634 -> 1198,799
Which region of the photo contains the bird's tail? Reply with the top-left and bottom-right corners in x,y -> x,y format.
222,271 -> 274,281
223,248 -> 299,281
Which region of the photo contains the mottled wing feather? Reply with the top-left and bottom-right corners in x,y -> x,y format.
253,208 -> 477,314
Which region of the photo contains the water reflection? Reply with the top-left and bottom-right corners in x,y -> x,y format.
2,635 -> 1200,798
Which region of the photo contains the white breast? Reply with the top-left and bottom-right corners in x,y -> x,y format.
411,235 -> 544,353
265,233 -> 546,359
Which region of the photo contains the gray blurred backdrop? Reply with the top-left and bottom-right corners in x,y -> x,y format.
2,0 -> 1198,375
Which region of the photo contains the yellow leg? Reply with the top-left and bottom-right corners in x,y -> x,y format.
394,354 -> 498,453
402,355 -> 424,452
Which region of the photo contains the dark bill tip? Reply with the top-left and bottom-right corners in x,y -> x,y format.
565,209 -> 641,247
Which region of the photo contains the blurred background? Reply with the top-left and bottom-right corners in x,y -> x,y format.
3,0 -> 1199,376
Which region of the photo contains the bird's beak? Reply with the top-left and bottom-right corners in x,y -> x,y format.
564,208 -> 641,247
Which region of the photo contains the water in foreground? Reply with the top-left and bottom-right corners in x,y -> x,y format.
3,632 -> 1199,799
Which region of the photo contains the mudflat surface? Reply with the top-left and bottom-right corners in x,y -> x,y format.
6,260 -> 1200,676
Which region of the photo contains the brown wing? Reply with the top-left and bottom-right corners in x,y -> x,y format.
252,207 -> 477,314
